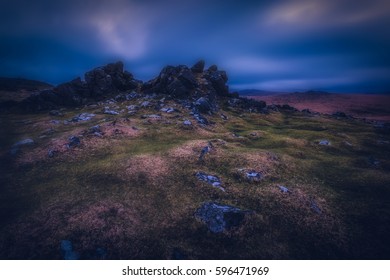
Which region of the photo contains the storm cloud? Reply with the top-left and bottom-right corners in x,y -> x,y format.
1,0 -> 389,92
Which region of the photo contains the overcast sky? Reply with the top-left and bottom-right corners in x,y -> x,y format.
1,0 -> 390,92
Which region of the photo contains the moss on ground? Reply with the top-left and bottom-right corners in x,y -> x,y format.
0,104 -> 389,259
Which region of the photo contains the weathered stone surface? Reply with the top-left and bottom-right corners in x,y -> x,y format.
10,138 -> 34,155
67,136 -> 80,148
194,97 -> 213,113
21,61 -> 141,111
195,202 -> 248,233
319,139 -> 331,146
195,172 -> 224,191
191,60 -> 205,73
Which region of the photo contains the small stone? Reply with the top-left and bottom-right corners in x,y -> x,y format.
104,108 -> 119,115
140,101 -> 150,107
246,171 -> 262,181
195,172 -> 225,191
160,107 -> 175,113
67,136 -> 80,148
127,105 -> 139,111
198,146 -> 210,161
319,139 -> 331,146
126,92 -> 139,100
49,110 -> 62,116
183,120 -> 192,126
72,113 -> 95,122
12,138 -> 34,147
278,185 -> 289,193
48,149 -> 58,158
310,200 -> 322,214
141,114 -> 161,119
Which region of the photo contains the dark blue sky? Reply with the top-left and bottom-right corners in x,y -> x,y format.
1,0 -> 390,93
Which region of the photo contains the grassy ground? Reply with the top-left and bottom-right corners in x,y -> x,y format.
0,98 -> 389,259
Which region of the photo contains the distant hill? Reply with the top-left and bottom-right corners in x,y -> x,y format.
0,77 -> 52,92
249,91 -> 390,121
237,89 -> 287,96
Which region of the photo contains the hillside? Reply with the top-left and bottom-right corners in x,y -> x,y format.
249,92 -> 390,121
0,62 -> 389,260
0,77 -> 53,103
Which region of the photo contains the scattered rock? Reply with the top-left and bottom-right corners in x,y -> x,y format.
126,92 -> 140,100
104,108 -> 119,115
193,112 -> 209,125
183,120 -> 192,126
49,110 -> 62,116
194,97 -> 213,113
160,107 -> 175,113
10,138 -> 35,155
48,149 -> 59,158
141,114 -> 161,119
318,139 -> 331,146
344,141 -> 353,146
310,199 -> 322,214
245,171 -> 263,181
220,113 -> 228,120
12,138 -> 34,147
278,185 -> 289,193
195,171 -> 225,191
195,202 -> 248,233
60,240 -> 79,260
140,101 -> 151,108
67,136 -> 80,148
72,112 -> 95,122
198,146 -> 210,161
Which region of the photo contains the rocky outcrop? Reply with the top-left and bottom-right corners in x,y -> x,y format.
20,60 -> 266,114
142,60 -> 229,100
85,61 -> 140,96
22,61 -> 142,111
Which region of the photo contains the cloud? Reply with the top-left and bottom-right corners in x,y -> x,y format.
231,76 -> 358,92
260,0 -> 390,32
85,2 -> 152,59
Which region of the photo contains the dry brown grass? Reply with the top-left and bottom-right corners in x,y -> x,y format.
124,155 -> 170,186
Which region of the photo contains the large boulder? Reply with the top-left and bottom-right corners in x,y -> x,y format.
191,60 -> 205,73
195,202 -> 248,233
85,61 -> 140,96
194,97 -> 213,113
204,68 -> 229,96
142,65 -> 197,98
